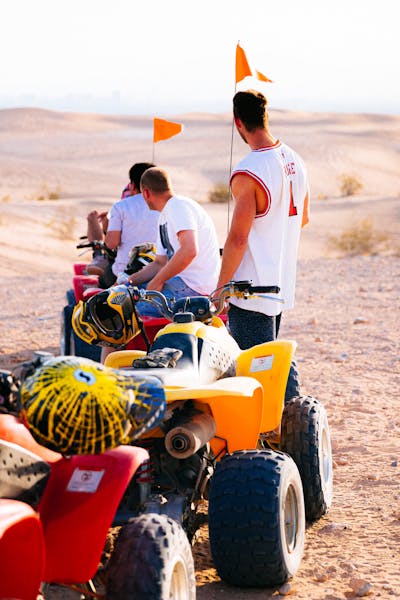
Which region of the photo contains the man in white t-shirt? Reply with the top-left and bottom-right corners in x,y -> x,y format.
128,167 -> 220,315
217,89 -> 310,401
85,170 -> 142,277
92,162 -> 159,287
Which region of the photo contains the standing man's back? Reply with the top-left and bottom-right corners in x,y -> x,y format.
217,89 -> 310,401
229,139 -> 309,316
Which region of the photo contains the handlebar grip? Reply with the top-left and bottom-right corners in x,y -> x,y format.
250,285 -> 280,294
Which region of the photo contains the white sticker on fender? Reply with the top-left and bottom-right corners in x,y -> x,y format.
250,355 -> 274,372
67,468 -> 105,493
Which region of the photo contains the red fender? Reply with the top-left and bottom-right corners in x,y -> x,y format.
0,499 -> 45,600
128,316 -> 170,350
39,445 -> 149,583
0,414 -> 61,463
73,262 -> 89,276
72,275 -> 100,302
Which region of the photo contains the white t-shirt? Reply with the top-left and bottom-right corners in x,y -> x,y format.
107,193 -> 159,276
156,195 -> 220,295
229,141 -> 310,316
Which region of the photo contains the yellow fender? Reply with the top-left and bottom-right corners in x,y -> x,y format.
104,351 -> 264,455
166,377 -> 264,455
236,340 -> 296,432
104,350 -> 146,368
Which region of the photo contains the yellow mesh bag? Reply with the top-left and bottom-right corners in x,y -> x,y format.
20,356 -> 165,455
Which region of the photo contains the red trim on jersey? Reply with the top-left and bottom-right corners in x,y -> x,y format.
230,170 -> 271,217
253,140 -> 281,153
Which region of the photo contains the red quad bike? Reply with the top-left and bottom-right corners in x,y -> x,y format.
0,354 -> 196,600
72,281 -> 333,589
61,239 -> 169,361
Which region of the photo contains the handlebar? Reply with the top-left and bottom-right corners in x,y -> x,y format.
211,281 -> 282,316
76,239 -> 116,260
127,280 -> 282,322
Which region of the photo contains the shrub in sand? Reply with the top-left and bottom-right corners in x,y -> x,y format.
208,183 -> 230,204
46,210 -> 77,240
339,174 -> 363,197
329,218 -> 388,256
36,183 -> 62,201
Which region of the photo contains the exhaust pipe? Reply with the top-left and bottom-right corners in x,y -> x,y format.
165,412 -> 216,459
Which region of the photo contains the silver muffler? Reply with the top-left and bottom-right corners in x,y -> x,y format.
165,412 -> 216,459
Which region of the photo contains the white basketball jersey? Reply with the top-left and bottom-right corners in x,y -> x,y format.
229,141 -> 309,316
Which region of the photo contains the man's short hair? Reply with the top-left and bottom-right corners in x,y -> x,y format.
129,162 -> 155,189
140,167 -> 172,194
233,90 -> 268,131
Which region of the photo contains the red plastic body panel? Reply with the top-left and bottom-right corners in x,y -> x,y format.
82,287 -> 103,300
128,316 -> 170,350
72,275 -> 100,302
0,414 -> 61,463
38,445 -> 149,583
73,262 -> 88,276
0,499 -> 45,600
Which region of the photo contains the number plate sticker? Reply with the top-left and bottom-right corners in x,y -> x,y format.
67,468 -> 105,493
250,354 -> 274,372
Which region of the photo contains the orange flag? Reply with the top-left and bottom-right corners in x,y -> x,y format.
235,44 -> 252,83
153,118 -> 183,143
235,44 -> 273,84
255,69 -> 273,83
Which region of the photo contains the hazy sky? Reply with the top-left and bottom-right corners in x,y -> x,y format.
1,0 -> 399,115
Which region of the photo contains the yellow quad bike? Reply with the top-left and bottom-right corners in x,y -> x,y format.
74,280 -> 333,589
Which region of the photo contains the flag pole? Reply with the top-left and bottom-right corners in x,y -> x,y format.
226,41 -> 240,236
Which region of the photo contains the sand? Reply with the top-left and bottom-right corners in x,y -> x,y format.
0,107 -> 399,599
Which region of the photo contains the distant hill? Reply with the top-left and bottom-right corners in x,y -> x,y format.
0,106 -> 399,202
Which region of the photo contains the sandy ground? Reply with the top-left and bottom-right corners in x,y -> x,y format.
0,107 -> 399,599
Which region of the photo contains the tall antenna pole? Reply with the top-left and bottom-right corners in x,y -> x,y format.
227,40 -> 240,236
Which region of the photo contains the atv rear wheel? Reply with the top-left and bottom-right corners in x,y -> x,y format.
280,395 -> 333,522
208,449 -> 305,587
106,513 -> 195,600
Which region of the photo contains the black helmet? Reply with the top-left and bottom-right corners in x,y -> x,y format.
72,285 -> 139,348
125,242 -> 156,275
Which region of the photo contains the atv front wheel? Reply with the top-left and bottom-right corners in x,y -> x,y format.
208,449 -> 305,587
106,513 -> 195,600
280,395 -> 333,522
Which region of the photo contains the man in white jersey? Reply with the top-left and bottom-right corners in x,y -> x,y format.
217,89 -> 310,401
128,167 -> 220,316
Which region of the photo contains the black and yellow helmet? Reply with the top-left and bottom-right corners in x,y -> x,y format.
20,355 -> 165,455
72,285 -> 139,348
126,242 -> 156,275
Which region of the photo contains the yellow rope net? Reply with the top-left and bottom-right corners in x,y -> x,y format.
20,356 -> 165,455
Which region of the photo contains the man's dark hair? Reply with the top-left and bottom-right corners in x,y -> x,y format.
129,162 -> 156,189
233,90 -> 268,131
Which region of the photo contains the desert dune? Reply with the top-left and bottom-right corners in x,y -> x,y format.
0,107 -> 399,599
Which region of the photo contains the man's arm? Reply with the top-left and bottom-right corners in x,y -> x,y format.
217,174 -> 257,289
146,229 -> 197,292
128,254 -> 167,285
105,230 -> 121,250
302,189 -> 310,228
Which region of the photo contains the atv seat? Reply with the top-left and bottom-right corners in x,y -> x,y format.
0,440 -> 51,507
